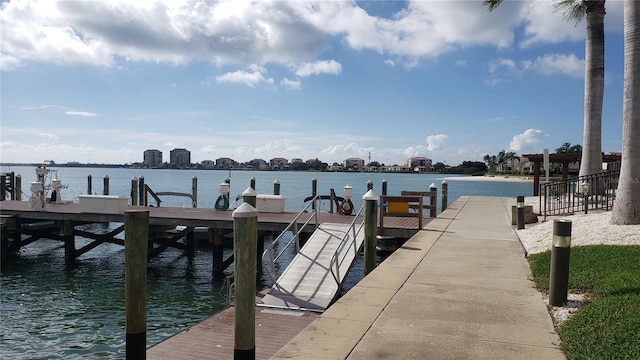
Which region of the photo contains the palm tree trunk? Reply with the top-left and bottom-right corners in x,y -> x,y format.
611,0 -> 640,225
579,0 -> 606,177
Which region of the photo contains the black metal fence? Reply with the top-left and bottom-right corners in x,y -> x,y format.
540,162 -> 621,220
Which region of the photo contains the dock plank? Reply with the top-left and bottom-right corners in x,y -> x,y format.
147,304 -> 319,360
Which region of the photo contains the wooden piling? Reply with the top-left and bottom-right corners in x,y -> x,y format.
192,176 -> 198,207
367,180 -> 373,191
1,222 -> 7,265
441,181 -> 448,212
138,176 -> 145,206
131,177 -> 139,206
381,179 -> 387,196
243,187 -> 257,208
232,203 -> 258,360
1,174 -> 6,201
363,189 -> 378,275
210,228 -> 225,278
15,174 -> 21,201
63,220 -> 75,265
125,210 -> 149,360
273,180 -> 280,195
87,175 -> 92,194
250,177 -> 256,190
103,175 -> 110,196
429,183 -> 438,218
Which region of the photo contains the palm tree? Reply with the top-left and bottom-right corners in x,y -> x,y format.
484,0 -> 606,177
611,0 -> 639,225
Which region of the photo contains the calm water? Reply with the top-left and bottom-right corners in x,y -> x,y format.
0,166 -> 532,359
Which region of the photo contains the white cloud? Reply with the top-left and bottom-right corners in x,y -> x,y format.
280,78 -> 301,90
426,134 -> 447,151
530,53 -> 584,79
509,129 -> 544,152
295,60 -> 341,77
215,65 -> 274,88
2,0 -> 615,71
65,111 -> 98,117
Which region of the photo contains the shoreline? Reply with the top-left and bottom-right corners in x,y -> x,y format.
441,175 -> 534,183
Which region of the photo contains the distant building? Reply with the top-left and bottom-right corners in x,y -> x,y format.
249,159 -> 268,170
215,157 -> 236,169
270,158 -> 289,170
406,157 -> 432,172
343,158 -> 365,171
201,160 -> 215,169
143,149 -> 163,168
170,148 -> 191,167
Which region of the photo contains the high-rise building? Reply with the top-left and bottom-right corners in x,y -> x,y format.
170,148 -> 191,167
143,149 -> 163,168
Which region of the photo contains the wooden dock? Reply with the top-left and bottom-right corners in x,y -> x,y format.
1,200 -> 430,262
147,294 -> 320,360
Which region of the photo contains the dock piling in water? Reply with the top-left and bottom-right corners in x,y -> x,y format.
232,203 -> 258,360
363,189 -> 379,275
125,210 -> 149,360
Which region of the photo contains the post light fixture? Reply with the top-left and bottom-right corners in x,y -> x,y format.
581,181 -> 590,214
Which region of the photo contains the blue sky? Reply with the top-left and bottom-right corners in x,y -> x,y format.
0,0 -> 627,166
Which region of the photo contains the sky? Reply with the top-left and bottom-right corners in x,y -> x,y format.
0,0 -> 627,166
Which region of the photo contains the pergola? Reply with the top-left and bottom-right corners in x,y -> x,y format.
522,153 -> 622,196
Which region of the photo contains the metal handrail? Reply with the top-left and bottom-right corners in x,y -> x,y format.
540,168 -> 620,220
329,204 -> 365,288
261,195 -> 320,286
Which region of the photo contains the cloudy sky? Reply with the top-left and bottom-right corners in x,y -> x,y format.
0,0 -> 626,166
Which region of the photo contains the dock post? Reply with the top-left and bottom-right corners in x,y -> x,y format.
103,175 -> 109,196
363,189 -> 379,276
63,220 -> 75,265
381,179 -> 387,196
0,174 -> 6,201
250,177 -> 256,190
429,183 -> 437,217
1,223 -> 7,265
273,180 -> 280,195
232,203 -> 258,360
124,210 -> 149,360
312,178 -> 317,210
243,187 -> 257,208
131,177 -> 138,206
138,176 -> 145,206
516,196 -> 525,230
549,219 -> 571,306
7,172 -> 15,200
367,180 -> 373,191
210,228 -> 225,278
441,180 -> 448,212
87,175 -> 92,194
15,174 -> 21,201
192,176 -> 198,207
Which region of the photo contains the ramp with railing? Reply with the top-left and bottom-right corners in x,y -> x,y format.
259,198 -> 365,312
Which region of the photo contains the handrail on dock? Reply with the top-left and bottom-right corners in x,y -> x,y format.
329,204 -> 365,288
262,195 -> 320,286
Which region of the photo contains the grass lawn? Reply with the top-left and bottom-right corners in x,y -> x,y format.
528,245 -> 640,360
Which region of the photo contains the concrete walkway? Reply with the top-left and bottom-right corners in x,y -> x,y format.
272,196 -> 565,359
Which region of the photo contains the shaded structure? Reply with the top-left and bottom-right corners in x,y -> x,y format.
522,153 -> 622,196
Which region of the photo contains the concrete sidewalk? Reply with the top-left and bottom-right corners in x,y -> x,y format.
272,196 -> 565,359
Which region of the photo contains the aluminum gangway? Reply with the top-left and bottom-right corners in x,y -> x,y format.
259,199 -> 365,313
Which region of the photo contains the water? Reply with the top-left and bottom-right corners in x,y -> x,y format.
1,166 -> 532,359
